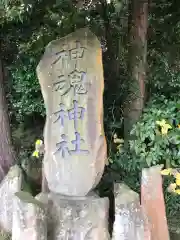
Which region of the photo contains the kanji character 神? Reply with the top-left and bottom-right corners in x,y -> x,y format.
68,100 -> 85,131
52,41 -> 85,66
53,103 -> 67,127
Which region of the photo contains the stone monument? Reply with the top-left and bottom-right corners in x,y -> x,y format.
36,28 -> 110,239
37,28 -> 107,197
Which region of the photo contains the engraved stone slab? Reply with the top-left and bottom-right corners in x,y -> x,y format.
12,191 -> 47,240
112,183 -> 151,240
0,165 -> 22,232
37,28 -> 107,196
141,165 -> 170,240
36,192 -> 110,240
35,191 -> 99,239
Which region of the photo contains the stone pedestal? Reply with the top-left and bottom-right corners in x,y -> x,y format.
36,192 -> 110,240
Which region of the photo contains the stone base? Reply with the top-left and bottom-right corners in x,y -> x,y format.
36,192 -> 110,240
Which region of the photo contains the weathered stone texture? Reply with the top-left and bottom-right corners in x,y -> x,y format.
12,191 -> 47,240
0,165 -> 22,232
141,165 -> 170,240
112,183 -> 151,240
36,192 -> 110,240
37,28 -> 107,196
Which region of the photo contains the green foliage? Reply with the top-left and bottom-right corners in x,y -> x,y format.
108,95 -> 180,179
129,96 -> 180,168
148,1 -> 180,98
7,60 -> 45,122
108,95 -> 180,173
160,175 -> 180,229
0,229 -> 11,240
105,95 -> 180,221
148,51 -> 180,97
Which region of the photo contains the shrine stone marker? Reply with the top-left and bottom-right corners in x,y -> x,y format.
37,28 -> 107,196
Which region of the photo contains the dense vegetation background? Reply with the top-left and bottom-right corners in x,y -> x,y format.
0,0 -> 180,233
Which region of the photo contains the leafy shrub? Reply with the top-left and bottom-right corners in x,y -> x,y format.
148,51 -> 180,98
7,58 -> 45,123
102,95 -> 180,220
128,95 -> 180,168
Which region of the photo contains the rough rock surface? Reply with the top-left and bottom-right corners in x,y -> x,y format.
37,28 -> 107,196
0,165 -> 22,232
36,192 -> 110,240
12,191 -> 47,240
141,165 -> 170,240
112,183 -> 151,240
